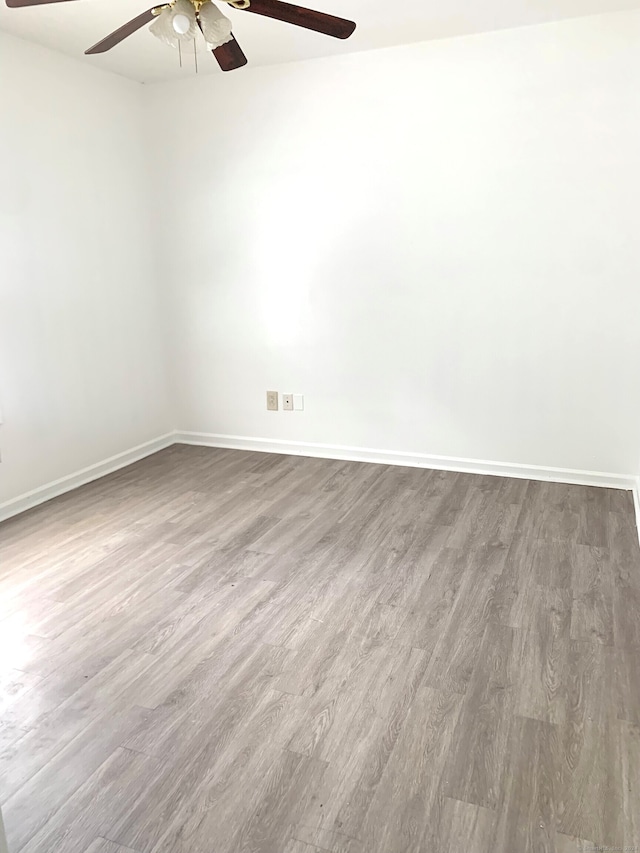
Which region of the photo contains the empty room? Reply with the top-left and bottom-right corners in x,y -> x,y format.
1,1 -> 640,851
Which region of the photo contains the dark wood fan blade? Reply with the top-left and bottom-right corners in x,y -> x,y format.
212,36 -> 248,71
241,0 -> 355,39
6,0 -> 76,7
85,8 -> 157,55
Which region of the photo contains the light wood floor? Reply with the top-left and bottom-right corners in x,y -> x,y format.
1,445 -> 639,853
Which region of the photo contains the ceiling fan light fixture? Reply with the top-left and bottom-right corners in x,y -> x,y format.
171,12 -> 191,33
198,0 -> 233,49
149,0 -> 197,46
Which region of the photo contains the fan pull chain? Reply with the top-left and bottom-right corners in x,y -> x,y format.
178,39 -> 182,68
194,38 -> 198,73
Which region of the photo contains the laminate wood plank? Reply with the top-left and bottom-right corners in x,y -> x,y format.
111,692 -> 301,851
171,546 -> 265,593
47,527 -> 190,602
295,645 -> 429,841
442,620 -> 515,809
609,488 -> 635,515
123,641 -> 295,757
123,579 -> 277,709
284,633 -> 399,761
0,525 -> 134,604
491,474 -> 532,505
570,545 -> 613,645
425,543 -> 508,695
394,546 -> 467,655
376,521 -> 451,609
337,469 -> 425,551
576,486 -> 610,548
613,585 -> 640,648
488,527 -> 538,628
615,642 -> 640,724
444,485 -> 521,551
227,749 -> 328,853
0,720 -> 30,755
327,464 -> 405,524
3,706 -> 151,852
247,515 -> 319,557
555,642 -> 622,846
513,584 -> 572,724
0,510 -> 125,583
275,620 -> 352,699
293,826 -> 363,852
161,490 -> 267,548
83,840 -> 140,853
26,539 -> 186,640
613,584 -> 640,648
19,748 -> 158,853
530,540 -> 575,589
0,668 -> 42,715
528,482 -> 581,543
556,834 -> 596,852
130,574 -> 273,657
609,508 -> 640,590
2,589 -> 186,728
114,713 -> 322,853
425,471 -> 475,527
0,648 -> 157,799
254,462 -> 346,522
284,840 -> 323,853
620,720 -> 640,848
258,544 -> 385,652
254,521 -> 345,588
357,683 -> 462,853
491,716 -> 561,853
1,446 -> 638,853
424,797 -> 496,853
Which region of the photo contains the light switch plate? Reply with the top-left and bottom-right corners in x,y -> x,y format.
267,391 -> 278,411
293,395 -> 304,411
283,394 -> 293,411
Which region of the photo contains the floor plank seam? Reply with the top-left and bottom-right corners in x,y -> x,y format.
294,823 -> 362,845
100,835 -> 144,852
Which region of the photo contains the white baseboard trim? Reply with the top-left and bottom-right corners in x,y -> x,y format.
3,430 -> 638,540
175,431 -> 636,492
0,433 -> 176,523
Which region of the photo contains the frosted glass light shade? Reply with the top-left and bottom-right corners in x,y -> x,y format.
172,13 -> 191,34
150,0 -> 197,46
198,0 -> 233,49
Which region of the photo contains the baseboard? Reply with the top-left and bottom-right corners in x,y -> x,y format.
175,431 -> 636,492
0,433 -> 176,523
3,430 -> 638,533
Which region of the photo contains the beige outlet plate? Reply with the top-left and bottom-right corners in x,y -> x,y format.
283,394 -> 293,411
266,391 -> 278,411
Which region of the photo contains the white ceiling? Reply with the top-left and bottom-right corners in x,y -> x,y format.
1,0 -> 640,83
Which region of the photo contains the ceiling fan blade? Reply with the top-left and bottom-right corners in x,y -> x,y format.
240,0 -> 355,39
6,0 -> 76,7
212,35 -> 248,71
85,8 -> 157,55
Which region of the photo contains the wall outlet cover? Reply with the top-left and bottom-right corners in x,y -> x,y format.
293,394 -> 304,411
283,394 -> 293,411
267,391 -> 278,411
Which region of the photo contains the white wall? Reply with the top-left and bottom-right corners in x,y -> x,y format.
0,33 -> 170,505
146,10 -> 640,477
2,11 -> 640,512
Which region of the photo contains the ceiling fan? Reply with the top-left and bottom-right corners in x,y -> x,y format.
3,0 -> 356,72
